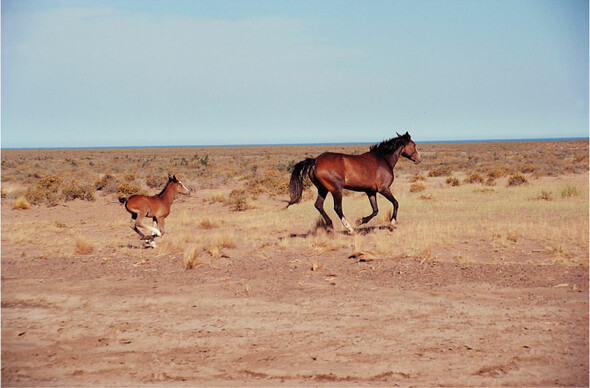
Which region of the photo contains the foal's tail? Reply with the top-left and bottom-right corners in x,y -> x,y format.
118,197 -> 128,205
288,158 -> 316,207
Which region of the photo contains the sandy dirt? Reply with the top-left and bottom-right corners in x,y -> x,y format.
2,192 -> 588,386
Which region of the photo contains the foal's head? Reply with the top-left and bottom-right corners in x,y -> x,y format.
398,132 -> 422,164
167,175 -> 190,196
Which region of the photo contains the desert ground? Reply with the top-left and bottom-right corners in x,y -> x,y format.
1,140 -> 588,386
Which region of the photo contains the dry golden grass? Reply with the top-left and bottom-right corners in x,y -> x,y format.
1,140 -> 587,268
183,244 -> 207,270
74,235 -> 94,255
198,218 -> 219,229
13,196 -> 31,210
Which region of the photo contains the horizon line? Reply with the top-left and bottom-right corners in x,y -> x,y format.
1,136 -> 588,151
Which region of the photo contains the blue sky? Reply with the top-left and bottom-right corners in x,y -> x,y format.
2,0 -> 588,148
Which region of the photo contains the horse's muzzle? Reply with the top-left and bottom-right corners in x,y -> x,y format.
412,153 -> 422,164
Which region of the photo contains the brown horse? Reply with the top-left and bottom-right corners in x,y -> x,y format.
119,175 -> 189,247
288,132 -> 421,233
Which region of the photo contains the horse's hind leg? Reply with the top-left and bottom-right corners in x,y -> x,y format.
314,185 -> 333,228
359,191 -> 378,225
135,216 -> 162,237
129,214 -> 146,238
332,190 -> 354,234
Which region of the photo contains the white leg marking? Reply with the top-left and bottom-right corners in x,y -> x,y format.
391,218 -> 397,226
146,225 -> 162,237
341,217 -> 354,233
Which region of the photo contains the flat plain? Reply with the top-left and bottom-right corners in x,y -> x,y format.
1,140 -> 588,386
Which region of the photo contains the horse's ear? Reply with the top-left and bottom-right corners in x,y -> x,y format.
173,175 -> 177,181
396,132 -> 402,137
405,131 -> 410,138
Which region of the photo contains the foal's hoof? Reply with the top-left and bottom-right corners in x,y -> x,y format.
143,239 -> 157,249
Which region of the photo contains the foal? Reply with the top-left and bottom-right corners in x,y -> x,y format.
119,175 -> 189,247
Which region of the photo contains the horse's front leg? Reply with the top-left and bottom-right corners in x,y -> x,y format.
380,188 -> 399,226
332,190 -> 354,234
155,218 -> 165,237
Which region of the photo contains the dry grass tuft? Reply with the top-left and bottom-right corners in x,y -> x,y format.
311,259 -> 321,272
410,182 -> 426,192
14,196 -> 32,210
199,218 -> 219,229
156,237 -> 182,256
215,232 -> 237,249
183,244 -> 204,270
531,190 -> 554,201
560,185 -> 579,198
446,177 -> 460,187
74,235 -> 94,254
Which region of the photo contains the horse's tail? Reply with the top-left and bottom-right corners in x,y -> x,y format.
118,197 -> 128,205
288,158 -> 315,207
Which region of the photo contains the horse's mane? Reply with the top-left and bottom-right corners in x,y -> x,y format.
369,133 -> 410,155
157,176 -> 176,197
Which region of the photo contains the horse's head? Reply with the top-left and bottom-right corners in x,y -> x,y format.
169,175 -> 190,195
397,132 -> 422,164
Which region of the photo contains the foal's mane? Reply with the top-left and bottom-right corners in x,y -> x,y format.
157,176 -> 176,197
369,133 -> 410,156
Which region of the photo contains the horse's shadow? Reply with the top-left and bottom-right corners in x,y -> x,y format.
285,225 -> 393,239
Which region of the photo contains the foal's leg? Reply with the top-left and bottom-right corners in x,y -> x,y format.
380,188 -> 399,225
135,215 -> 162,237
332,190 -> 354,234
314,184 -> 333,228
155,218 -> 165,236
128,213 -> 147,238
359,191 -> 379,225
